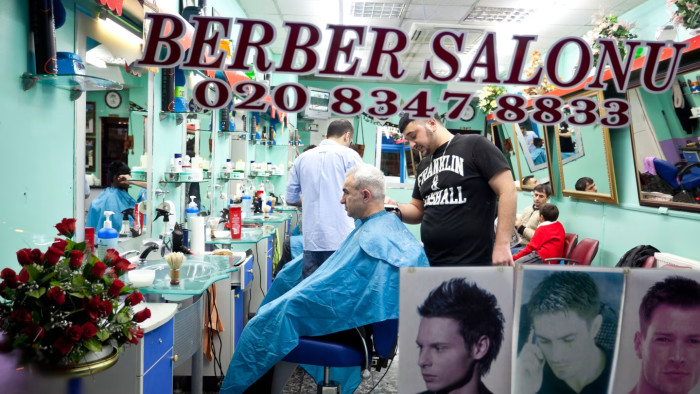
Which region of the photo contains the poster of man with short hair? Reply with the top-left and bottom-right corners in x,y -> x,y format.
513,266 -> 624,394
398,267 -> 514,394
613,270 -> 700,394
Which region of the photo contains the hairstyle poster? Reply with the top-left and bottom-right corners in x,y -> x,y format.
399,267 -> 514,394
612,269 -> 700,394
513,265 -> 624,394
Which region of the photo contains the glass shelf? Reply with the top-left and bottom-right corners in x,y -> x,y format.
160,172 -> 211,185
21,73 -> 124,92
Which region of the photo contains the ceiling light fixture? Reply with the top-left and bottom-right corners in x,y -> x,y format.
98,11 -> 143,46
463,7 -> 532,23
350,2 -> 405,19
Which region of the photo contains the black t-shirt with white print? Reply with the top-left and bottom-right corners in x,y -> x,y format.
412,134 -> 510,266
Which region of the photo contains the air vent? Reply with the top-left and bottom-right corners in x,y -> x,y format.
463,7 -> 532,23
408,23 -> 484,53
351,2 -> 405,19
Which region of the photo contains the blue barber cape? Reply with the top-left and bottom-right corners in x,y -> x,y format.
86,187 -> 145,232
220,210 -> 429,393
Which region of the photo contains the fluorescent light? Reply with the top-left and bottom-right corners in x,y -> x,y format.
463,7 -> 532,23
351,2 -> 405,19
98,12 -> 143,47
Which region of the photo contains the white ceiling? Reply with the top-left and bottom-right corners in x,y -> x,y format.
234,0 -> 646,84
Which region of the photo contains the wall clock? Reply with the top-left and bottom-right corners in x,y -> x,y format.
460,102 -> 476,122
105,90 -> 122,109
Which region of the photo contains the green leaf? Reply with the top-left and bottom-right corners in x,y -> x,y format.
39,272 -> 56,285
68,292 -> 83,298
84,337 -> 102,352
25,265 -> 40,281
72,275 -> 85,289
116,310 -> 131,324
96,330 -> 109,341
27,288 -> 46,298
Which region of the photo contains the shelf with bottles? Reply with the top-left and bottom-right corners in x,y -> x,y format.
21,73 -> 124,100
159,171 -> 211,185
219,171 -> 247,181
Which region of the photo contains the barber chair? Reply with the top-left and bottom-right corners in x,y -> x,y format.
552,238 -> 599,266
282,319 -> 398,393
543,232 -> 578,265
653,158 -> 700,190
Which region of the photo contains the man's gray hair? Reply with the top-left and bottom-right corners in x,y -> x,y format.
346,164 -> 385,201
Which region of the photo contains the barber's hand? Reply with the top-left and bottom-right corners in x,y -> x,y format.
492,244 -> 514,266
515,219 -> 522,228
384,196 -> 397,206
516,331 -> 545,394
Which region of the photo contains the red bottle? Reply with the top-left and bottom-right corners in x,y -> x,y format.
229,206 -> 242,239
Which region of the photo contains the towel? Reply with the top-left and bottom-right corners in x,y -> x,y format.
644,156 -> 657,175
204,284 -> 224,362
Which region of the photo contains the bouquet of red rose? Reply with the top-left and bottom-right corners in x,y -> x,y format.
0,218 -> 151,366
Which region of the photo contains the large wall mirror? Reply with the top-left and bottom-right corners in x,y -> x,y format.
489,121 -> 523,190
513,115 -> 555,193
628,67 -> 700,211
554,90 -> 618,203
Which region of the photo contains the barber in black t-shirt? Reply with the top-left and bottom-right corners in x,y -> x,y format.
385,113 -> 516,266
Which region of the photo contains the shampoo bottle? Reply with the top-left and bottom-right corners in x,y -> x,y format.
187,196 -> 199,220
97,211 -> 118,260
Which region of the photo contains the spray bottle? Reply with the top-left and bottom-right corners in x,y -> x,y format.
119,208 -> 134,239
97,211 -> 118,259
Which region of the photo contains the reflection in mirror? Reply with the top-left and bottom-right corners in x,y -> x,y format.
558,107 -> 585,164
489,122 -> 522,189
629,75 -> 700,211
555,90 -> 618,203
513,116 -> 554,193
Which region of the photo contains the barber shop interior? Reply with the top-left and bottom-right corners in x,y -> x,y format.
4,0 -> 700,393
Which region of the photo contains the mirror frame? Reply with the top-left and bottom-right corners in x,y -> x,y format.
512,120 -> 557,194
626,39 -> 700,213
555,90 -> 619,203
489,121 -> 524,190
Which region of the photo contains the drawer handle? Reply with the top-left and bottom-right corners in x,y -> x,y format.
158,338 -> 163,344
171,354 -> 179,362
247,269 -> 253,274
234,293 -> 240,299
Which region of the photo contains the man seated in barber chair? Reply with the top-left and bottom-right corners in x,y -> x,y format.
220,164 -> 430,394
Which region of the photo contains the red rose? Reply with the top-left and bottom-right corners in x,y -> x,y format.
126,326 -> 144,344
0,282 -> 7,298
69,250 -> 84,269
30,249 -> 43,264
133,308 -> 151,323
85,295 -> 101,321
65,325 -> 82,342
23,323 -> 44,342
103,249 -> 120,266
18,268 -> 29,284
55,218 -> 76,238
125,291 -> 144,306
91,261 -> 107,279
81,322 -> 97,339
47,286 -> 65,306
16,249 -> 33,266
10,308 -> 31,323
0,268 -> 16,282
99,300 -> 113,317
54,337 -> 73,355
108,279 -> 125,298
52,238 -> 68,254
113,259 -> 131,276
44,246 -> 63,266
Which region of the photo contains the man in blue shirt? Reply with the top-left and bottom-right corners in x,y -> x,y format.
285,119 -> 363,278
531,138 -> 547,165
86,161 -> 145,232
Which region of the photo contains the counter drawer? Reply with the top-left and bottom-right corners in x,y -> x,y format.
231,255 -> 253,289
143,318 -> 173,373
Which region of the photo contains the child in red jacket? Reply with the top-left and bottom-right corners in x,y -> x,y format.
512,203 -> 565,264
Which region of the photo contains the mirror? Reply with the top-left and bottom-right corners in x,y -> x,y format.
513,116 -> 555,193
629,69 -> 700,211
554,90 -> 618,203
489,121 -> 522,189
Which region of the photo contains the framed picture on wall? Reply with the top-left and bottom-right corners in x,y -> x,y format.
86,101 -> 96,136
85,137 -> 96,172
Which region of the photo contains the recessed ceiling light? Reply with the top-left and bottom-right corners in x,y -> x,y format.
463,7 -> 532,23
351,2 -> 405,19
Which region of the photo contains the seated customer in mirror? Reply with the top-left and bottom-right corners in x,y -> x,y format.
530,138 -> 547,165
522,175 -> 538,189
575,177 -> 598,193
512,203 -> 565,265
86,161 -> 146,232
513,184 -> 552,253
522,128 -> 538,152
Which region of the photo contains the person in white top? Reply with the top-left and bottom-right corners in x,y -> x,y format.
285,119 -> 363,278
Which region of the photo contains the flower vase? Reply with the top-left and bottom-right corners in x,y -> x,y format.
486,113 -> 495,121
33,345 -> 119,378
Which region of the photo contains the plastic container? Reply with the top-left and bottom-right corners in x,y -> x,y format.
229,206 -> 242,239
241,195 -> 252,218
97,211 -> 118,260
186,196 -> 199,219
